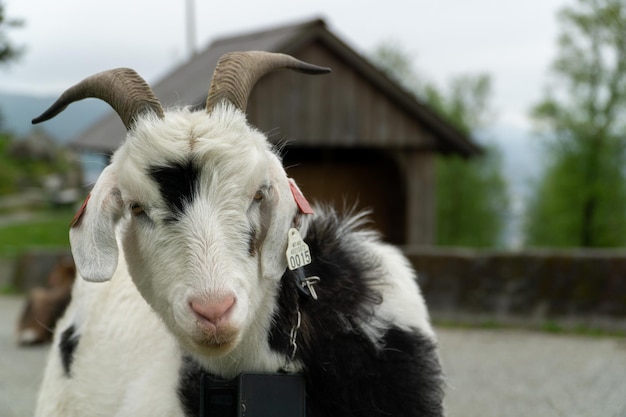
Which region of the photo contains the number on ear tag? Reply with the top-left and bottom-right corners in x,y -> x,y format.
286,228 -> 312,271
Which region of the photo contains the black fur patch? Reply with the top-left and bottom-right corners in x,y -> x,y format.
301,326 -> 444,417
249,192 -> 273,257
177,356 -> 204,416
247,227 -> 257,256
149,161 -> 199,219
59,325 -> 79,377
268,208 -> 444,416
269,208 -> 382,357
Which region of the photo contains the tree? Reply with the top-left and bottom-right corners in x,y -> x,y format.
0,1 -> 22,65
371,42 -> 508,247
0,131 -> 83,196
0,2 -> 23,132
0,133 -> 18,194
525,0 -> 626,247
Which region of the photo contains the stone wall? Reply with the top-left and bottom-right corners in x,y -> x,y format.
405,247 -> 626,330
5,247 -> 626,331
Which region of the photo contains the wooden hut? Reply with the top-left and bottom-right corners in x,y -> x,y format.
72,18 -> 480,245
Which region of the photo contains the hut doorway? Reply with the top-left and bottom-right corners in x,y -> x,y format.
283,148 -> 406,244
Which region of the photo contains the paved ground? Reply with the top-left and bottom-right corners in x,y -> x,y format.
0,296 -> 49,417
1,294 -> 625,417
439,327 -> 626,417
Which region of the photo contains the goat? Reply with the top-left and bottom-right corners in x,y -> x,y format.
16,255 -> 75,345
32,51 -> 444,417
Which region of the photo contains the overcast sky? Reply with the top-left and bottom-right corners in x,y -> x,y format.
1,0 -> 568,131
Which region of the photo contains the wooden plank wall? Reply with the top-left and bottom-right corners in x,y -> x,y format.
247,42 -> 438,245
248,43 -> 437,150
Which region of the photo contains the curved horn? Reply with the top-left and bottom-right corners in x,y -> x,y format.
206,51 -> 331,113
32,68 -> 164,130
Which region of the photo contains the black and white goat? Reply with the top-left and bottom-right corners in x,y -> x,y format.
32,51 -> 444,417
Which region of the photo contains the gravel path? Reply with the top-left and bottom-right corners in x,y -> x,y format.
0,296 -> 49,417
1,294 -> 625,416
439,327 -> 626,417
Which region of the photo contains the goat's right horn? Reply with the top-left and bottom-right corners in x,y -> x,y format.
32,68 -> 164,130
206,51 -> 331,113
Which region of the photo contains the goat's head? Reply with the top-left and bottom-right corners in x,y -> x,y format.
33,51 -> 330,356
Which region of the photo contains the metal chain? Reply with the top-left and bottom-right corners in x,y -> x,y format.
288,309 -> 301,362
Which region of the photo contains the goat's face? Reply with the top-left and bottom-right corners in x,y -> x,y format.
70,106 -> 299,356
31,51 -> 329,356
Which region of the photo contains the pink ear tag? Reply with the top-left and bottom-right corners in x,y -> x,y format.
69,193 -> 91,228
288,178 -> 314,215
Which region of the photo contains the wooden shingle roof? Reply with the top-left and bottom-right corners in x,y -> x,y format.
72,18 -> 480,157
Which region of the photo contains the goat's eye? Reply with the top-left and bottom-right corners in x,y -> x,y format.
253,190 -> 264,202
130,203 -> 145,216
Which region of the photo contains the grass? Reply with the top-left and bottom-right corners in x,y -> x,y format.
0,208 -> 73,258
434,317 -> 626,338
0,283 -> 20,294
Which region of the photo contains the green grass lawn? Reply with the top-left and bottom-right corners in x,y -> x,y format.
0,208 -> 73,258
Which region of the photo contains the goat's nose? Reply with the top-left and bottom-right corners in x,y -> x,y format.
190,295 -> 236,325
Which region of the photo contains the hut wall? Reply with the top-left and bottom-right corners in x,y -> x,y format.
248,43 -> 437,150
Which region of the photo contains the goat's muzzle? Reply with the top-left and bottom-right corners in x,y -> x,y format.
189,296 -> 239,353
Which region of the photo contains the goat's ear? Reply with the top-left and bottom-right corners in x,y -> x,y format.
259,171 -> 301,280
69,165 -> 124,282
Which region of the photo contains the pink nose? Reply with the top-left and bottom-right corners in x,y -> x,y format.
190,296 -> 236,325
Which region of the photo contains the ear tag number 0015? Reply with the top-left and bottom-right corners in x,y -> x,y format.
286,228 -> 312,271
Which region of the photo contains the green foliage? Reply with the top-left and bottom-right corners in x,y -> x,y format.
0,209 -> 72,257
0,283 -> 20,294
423,74 -> 493,136
0,133 -> 18,194
436,147 -> 508,247
0,1 -> 23,65
371,43 -> 508,247
426,75 -> 508,246
369,40 -> 423,92
0,2 -> 24,132
0,132 -> 79,196
525,0 -> 626,247
526,136 -> 626,246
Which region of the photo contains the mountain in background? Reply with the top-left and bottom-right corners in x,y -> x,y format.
0,92 -> 110,143
0,92 -> 112,184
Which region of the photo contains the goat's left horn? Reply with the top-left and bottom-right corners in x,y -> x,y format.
32,68 -> 164,130
206,51 -> 331,113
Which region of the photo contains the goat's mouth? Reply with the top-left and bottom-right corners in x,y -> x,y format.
191,324 -> 240,355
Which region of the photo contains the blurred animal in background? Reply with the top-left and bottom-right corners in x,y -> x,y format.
16,255 -> 75,345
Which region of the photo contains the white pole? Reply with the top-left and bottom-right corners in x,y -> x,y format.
186,0 -> 197,58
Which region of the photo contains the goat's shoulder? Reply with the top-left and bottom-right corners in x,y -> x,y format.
36,260 -> 184,417
304,206 -> 432,336
275,207 -> 443,416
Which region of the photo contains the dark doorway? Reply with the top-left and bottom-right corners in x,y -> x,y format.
283,148 -> 406,244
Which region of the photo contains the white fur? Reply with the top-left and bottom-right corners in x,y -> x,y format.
362,241 -> 435,341
18,328 -> 39,344
35,103 -> 435,416
36,250 -> 182,417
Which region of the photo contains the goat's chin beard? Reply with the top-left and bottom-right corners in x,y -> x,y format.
185,326 -> 240,357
